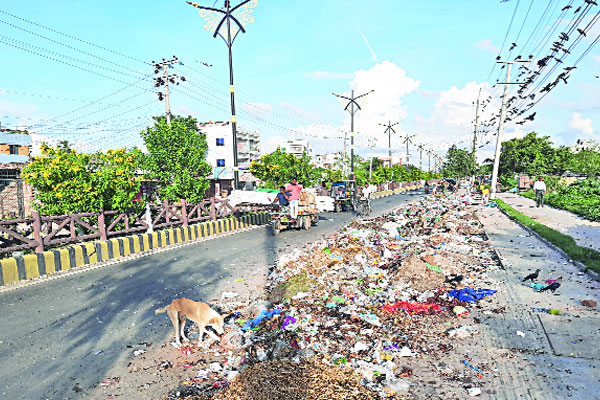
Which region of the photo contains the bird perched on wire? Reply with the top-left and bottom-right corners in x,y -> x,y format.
539,277 -> 562,293
509,42 -> 517,51
522,269 -> 541,282
562,5 -> 572,11
577,28 -> 587,37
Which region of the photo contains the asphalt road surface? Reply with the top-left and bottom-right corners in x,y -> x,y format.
0,190 -> 422,400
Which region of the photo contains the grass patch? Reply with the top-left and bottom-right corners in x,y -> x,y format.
267,272 -> 318,304
494,198 -> 600,274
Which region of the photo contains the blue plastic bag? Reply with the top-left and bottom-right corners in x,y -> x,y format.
240,309 -> 282,331
448,287 -> 497,302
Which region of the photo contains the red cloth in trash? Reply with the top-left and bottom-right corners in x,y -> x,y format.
381,301 -> 443,314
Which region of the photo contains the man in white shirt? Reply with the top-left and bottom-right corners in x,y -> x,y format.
533,176 -> 547,207
360,183 -> 374,211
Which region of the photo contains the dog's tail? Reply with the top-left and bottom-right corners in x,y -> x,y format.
155,306 -> 168,315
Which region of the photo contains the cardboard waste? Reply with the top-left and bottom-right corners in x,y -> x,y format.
165,196 -> 504,400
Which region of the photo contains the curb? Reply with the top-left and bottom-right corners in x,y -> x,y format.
495,206 -> 600,282
371,185 -> 421,199
0,212 -> 270,287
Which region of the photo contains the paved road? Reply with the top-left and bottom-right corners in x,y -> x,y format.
0,190 -> 422,400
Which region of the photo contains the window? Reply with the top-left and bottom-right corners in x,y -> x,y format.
216,159 -> 225,167
9,145 -> 19,155
216,138 -> 225,146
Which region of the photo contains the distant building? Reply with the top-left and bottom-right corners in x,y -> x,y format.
197,121 -> 261,192
0,127 -> 34,217
314,153 -> 341,169
283,139 -> 312,159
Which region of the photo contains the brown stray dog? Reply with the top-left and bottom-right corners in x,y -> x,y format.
155,298 -> 225,347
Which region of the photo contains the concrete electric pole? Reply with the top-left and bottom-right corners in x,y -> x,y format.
490,60 -> 527,199
152,57 -> 185,124
472,87 -> 482,155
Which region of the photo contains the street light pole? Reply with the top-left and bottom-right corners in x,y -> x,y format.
402,133 -> 416,173
186,0 -> 255,190
333,89 -> 374,177
417,144 -> 425,171
379,121 -> 399,168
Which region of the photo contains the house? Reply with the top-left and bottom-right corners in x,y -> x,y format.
0,127 -> 34,217
197,121 -> 261,193
283,139 -> 312,159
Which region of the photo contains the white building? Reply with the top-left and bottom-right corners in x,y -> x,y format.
197,121 -> 261,181
314,153 -> 341,169
284,139 -> 312,159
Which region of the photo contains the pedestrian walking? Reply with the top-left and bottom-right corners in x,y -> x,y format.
533,176 -> 547,207
285,178 -> 303,220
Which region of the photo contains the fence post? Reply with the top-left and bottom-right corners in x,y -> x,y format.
181,199 -> 188,227
144,203 -> 154,233
98,213 -> 108,241
210,198 -> 217,221
32,211 -> 44,253
163,199 -> 170,225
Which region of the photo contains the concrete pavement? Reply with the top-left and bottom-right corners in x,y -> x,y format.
476,203 -> 600,400
498,192 -> 600,252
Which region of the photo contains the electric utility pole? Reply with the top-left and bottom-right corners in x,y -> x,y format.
402,133 -> 416,173
187,0 -> 255,190
379,121 -> 399,168
490,60 -> 527,199
333,89 -> 374,176
472,87 -> 482,155
367,137 -> 376,179
153,57 -> 185,124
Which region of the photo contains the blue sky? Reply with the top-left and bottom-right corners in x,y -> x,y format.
1,0 -> 599,165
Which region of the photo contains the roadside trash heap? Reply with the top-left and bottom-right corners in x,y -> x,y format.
169,197 -> 500,400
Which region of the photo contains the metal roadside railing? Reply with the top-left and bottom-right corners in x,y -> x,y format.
0,198 -> 271,256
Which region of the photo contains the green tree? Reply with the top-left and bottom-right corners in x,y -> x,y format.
441,145 -> 476,178
499,132 -> 558,177
140,115 -> 212,203
22,144 -> 142,215
249,147 -> 318,188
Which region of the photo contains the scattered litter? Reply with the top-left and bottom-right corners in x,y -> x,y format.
582,299 -> 598,308
447,325 -> 479,338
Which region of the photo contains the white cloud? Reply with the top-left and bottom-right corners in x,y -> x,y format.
473,39 -> 499,54
356,27 -> 378,62
414,81 -> 501,152
303,71 -> 354,80
568,112 -> 595,137
262,135 -> 287,153
593,54 -> 600,67
338,61 -> 421,149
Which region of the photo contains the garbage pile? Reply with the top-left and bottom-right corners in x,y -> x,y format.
168,196 -> 501,399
